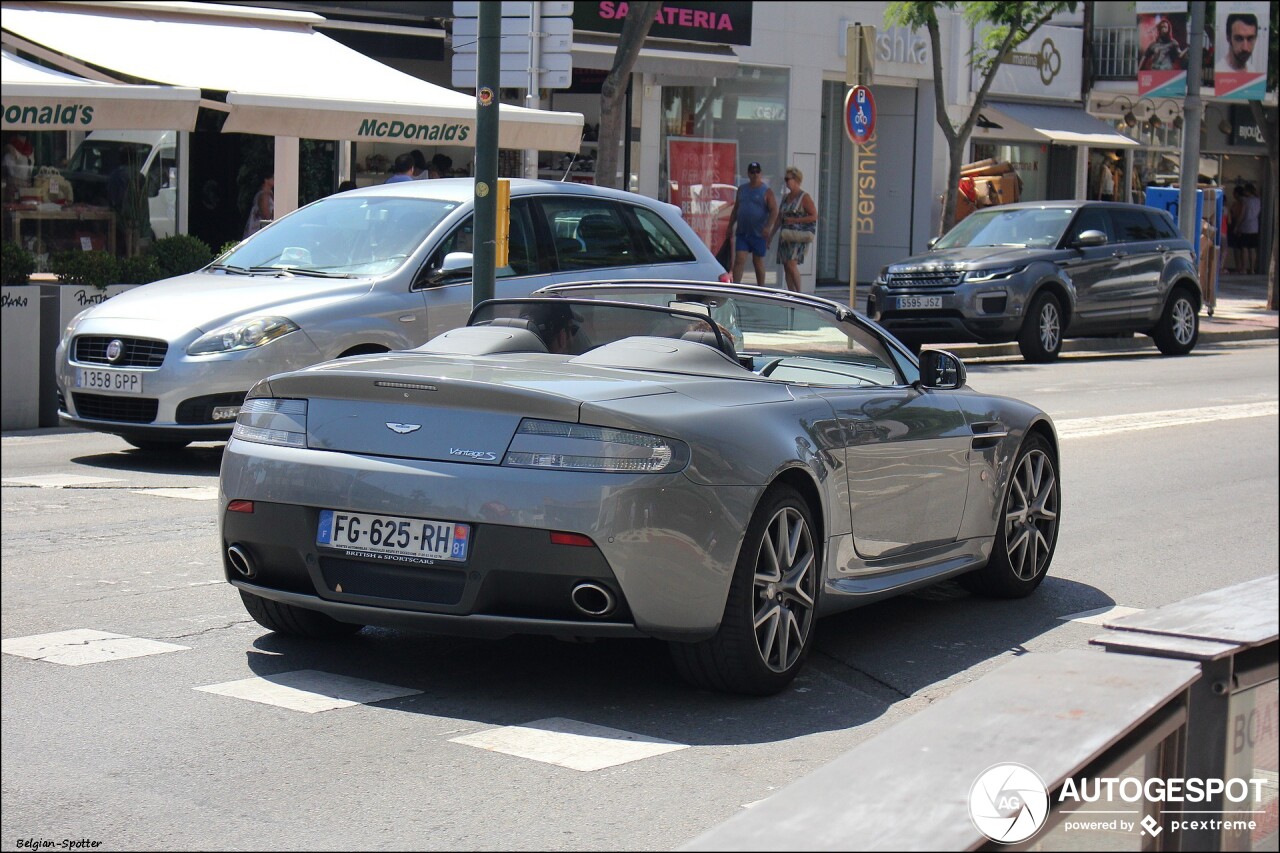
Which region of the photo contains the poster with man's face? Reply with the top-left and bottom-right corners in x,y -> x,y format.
1136,1 -> 1189,96
1216,1 -> 1270,99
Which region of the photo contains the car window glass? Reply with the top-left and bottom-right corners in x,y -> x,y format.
1108,208 -> 1159,242
629,205 -> 696,263
1145,210 -> 1180,241
1066,207 -> 1111,244
423,204 -> 537,283
539,197 -> 634,270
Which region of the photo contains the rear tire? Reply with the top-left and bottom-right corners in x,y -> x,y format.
123,437 -> 191,452
239,590 -> 364,638
1017,292 -> 1063,363
1152,288 -> 1199,355
960,433 -> 1059,598
669,485 -> 819,695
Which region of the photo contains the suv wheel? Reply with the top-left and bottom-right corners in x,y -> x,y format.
1152,289 -> 1199,356
1018,292 -> 1063,363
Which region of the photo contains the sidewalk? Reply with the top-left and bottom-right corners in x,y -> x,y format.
815,273 -> 1277,359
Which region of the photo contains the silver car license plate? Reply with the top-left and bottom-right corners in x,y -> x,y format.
896,296 -> 943,310
75,367 -> 143,394
317,510 -> 471,562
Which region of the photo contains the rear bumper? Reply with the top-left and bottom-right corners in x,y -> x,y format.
220,438 -> 763,640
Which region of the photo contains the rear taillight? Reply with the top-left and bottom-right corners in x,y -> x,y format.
718,271 -> 733,283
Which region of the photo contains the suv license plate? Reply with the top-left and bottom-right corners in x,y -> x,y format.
317,510 -> 471,563
75,368 -> 143,394
896,296 -> 943,310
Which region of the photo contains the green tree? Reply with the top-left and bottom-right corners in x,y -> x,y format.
595,2 -> 663,190
887,1 -> 1077,235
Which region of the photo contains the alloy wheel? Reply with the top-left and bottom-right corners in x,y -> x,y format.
1038,302 -> 1061,353
752,507 -> 816,673
1171,297 -> 1196,346
1004,449 -> 1059,581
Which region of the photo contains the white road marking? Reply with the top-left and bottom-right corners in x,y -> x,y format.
1058,605 -> 1145,625
2,629 -> 189,665
132,487 -> 220,501
450,717 -> 688,772
194,670 -> 422,713
1056,401 -> 1278,440
2,473 -> 122,488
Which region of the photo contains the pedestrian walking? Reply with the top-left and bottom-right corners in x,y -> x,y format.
243,171 -> 274,238
776,166 -> 817,293
727,162 -> 778,287
1238,183 -> 1261,275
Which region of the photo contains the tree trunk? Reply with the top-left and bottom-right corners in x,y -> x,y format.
596,2 -> 662,190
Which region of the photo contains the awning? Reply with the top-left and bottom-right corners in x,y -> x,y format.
979,101 -> 1139,147
2,49 -> 200,130
572,33 -> 739,80
1,2 -> 583,150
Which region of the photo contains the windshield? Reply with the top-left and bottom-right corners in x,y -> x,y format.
216,197 -> 459,277
933,207 -> 1075,250
535,286 -> 906,387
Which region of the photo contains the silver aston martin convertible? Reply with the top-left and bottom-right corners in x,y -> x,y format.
219,281 -> 1060,695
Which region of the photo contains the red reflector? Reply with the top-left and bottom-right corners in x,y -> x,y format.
227,500 -> 254,514
550,531 -> 594,547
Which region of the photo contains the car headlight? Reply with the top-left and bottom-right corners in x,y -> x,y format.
503,419 -> 689,474
231,398 -> 307,447
964,266 -> 1022,283
188,316 -> 299,355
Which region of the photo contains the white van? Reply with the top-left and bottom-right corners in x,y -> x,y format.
63,130 -> 177,238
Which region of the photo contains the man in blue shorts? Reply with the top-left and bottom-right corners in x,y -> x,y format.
727,162 -> 779,286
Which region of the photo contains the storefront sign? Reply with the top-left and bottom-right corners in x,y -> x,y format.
2,102 -> 94,127
355,118 -> 471,142
1136,2 -> 1190,96
1215,1 -> 1271,100
980,25 -> 1082,100
855,132 -> 877,236
574,1 -> 752,46
666,137 -> 737,251
876,26 -> 929,68
1229,105 -> 1269,147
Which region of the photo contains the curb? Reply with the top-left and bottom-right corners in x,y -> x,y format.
940,325 -> 1277,360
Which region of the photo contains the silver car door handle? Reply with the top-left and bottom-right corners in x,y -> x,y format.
1112,250 -> 1128,258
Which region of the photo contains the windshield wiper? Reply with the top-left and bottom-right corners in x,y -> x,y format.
208,263 -> 251,275
247,266 -> 353,279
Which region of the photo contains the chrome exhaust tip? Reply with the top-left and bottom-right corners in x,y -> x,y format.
226,544 -> 256,579
570,582 -> 616,618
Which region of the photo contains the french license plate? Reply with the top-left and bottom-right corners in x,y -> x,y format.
75,367 -> 143,394
317,510 -> 471,563
896,296 -> 943,310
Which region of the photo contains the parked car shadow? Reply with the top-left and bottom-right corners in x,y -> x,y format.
237,575 -> 1111,748
71,443 -> 224,476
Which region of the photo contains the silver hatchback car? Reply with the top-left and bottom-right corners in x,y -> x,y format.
56,179 -> 729,451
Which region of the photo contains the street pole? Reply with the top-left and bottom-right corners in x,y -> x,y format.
473,1 -> 500,307
524,2 -> 541,180
1178,1 -> 1204,247
847,24 -> 861,311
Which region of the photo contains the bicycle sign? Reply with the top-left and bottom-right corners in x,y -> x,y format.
845,85 -> 876,143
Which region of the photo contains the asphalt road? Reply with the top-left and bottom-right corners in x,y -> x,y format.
2,339 -> 1276,851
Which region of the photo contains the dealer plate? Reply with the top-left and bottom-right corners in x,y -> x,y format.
895,296 -> 943,310
75,367 -> 143,394
317,510 -> 470,563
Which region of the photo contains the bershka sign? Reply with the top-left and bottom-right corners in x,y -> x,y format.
574,1 -> 752,46
355,118 -> 471,143
2,102 -> 95,127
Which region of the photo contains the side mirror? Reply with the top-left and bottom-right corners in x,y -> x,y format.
1073,229 -> 1107,248
426,251 -> 474,285
916,348 -> 967,390
927,237 -> 939,250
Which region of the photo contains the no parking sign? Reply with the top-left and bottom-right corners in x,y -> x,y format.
845,85 -> 876,143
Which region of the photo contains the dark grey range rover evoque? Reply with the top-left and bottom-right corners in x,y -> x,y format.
867,201 -> 1202,362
